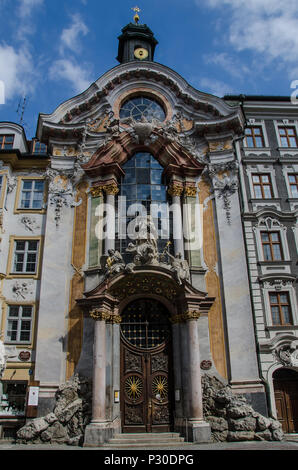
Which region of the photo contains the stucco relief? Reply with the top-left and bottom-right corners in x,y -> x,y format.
46,167 -> 82,227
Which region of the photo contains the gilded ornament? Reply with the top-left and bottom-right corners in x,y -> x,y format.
184,186 -> 197,197
103,184 -> 119,195
167,183 -> 183,197
90,186 -> 103,198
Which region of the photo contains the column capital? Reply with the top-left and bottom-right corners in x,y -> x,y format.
89,308 -> 121,323
170,310 -> 201,324
90,186 -> 103,198
103,184 -> 119,195
168,182 -> 184,197
184,185 -> 197,197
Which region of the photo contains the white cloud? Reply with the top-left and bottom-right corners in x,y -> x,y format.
203,52 -> 250,80
49,59 -> 92,94
194,77 -> 235,97
60,14 -> 89,54
18,0 -> 44,18
0,43 -> 37,100
199,0 -> 298,76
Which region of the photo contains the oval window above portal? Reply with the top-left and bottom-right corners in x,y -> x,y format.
119,96 -> 166,122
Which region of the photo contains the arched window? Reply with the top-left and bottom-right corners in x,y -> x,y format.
116,152 -> 172,257
119,96 -> 166,122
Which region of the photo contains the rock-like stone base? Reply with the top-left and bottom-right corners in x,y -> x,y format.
202,374 -> 284,442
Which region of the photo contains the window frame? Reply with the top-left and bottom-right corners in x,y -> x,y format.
251,173 -> 274,199
19,179 -> 45,210
5,304 -> 34,344
261,231 -> 284,261
14,176 -> 46,214
6,236 -> 43,279
288,173 -> 298,198
0,134 -> 14,149
269,292 -> 293,326
278,126 -> 298,148
245,126 -> 265,148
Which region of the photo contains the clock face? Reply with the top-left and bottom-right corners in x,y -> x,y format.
134,47 -> 148,60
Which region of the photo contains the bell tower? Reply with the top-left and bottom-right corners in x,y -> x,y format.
116,7 -> 158,64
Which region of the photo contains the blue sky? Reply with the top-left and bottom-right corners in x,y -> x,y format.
1,0 -> 298,139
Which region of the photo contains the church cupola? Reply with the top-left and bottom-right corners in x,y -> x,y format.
116,7 -> 158,64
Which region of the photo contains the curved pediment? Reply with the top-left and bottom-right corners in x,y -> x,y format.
82,129 -> 204,180
37,61 -> 244,142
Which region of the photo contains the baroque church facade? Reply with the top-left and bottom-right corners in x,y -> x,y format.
0,17 -> 297,443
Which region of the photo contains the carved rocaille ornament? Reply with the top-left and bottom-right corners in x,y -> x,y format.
109,274 -> 179,301
89,308 -> 121,323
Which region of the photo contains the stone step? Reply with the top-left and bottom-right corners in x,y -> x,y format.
113,432 -> 182,440
104,432 -> 186,447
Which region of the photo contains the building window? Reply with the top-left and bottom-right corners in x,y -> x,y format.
116,152 -> 171,257
5,305 -> 33,343
245,126 -> 265,147
0,135 -> 14,149
269,292 -> 293,325
261,231 -> 283,260
0,382 -> 27,417
119,96 -> 166,122
278,127 -> 298,148
288,174 -> 298,198
252,174 -> 273,198
20,179 -> 45,209
32,140 -> 47,154
12,240 -> 39,274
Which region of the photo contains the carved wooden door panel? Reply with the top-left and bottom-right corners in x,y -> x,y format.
120,299 -> 173,433
274,370 -> 298,433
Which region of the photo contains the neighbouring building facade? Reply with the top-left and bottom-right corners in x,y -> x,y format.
0,18 -> 297,443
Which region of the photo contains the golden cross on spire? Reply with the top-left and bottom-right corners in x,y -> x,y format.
132,6 -> 141,24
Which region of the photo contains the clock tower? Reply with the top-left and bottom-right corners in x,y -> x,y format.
116,9 -> 158,64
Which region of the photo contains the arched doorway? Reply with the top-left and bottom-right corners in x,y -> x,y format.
120,298 -> 174,433
273,368 -> 298,433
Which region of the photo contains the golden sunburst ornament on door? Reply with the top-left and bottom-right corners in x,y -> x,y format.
152,375 -> 168,400
125,375 -> 143,401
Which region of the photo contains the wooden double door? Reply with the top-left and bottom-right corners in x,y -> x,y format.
273,368 -> 298,433
120,299 -> 174,433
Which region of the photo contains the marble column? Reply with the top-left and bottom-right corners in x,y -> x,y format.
185,311 -> 211,442
91,313 -> 107,423
83,309 -> 111,446
186,313 -> 204,420
168,183 -> 184,257
103,184 -> 118,255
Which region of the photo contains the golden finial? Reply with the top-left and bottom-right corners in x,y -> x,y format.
132,6 -> 141,24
